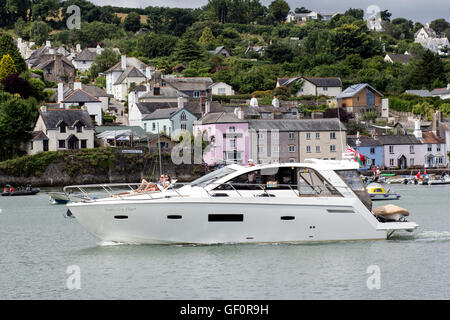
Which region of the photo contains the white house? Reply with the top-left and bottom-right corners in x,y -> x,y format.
431,84 -> 450,100
28,106 -> 95,154
209,82 -> 235,96
276,76 -> 342,97
415,26 -> 450,55
57,82 -> 103,125
105,55 -> 155,101
142,106 -> 198,137
286,11 -> 318,23
72,45 -> 102,72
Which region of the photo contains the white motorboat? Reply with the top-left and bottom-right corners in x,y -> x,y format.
64,160 -> 418,244
425,175 -> 450,185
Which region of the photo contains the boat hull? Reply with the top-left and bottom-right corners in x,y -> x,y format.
369,194 -> 401,201
68,197 -> 390,244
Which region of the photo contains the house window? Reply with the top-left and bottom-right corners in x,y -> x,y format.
330,132 -> 336,140
410,159 -> 414,166
218,88 -> 226,95
316,146 -> 321,153
323,87 -> 328,91
389,159 -> 395,166
389,146 -> 394,154
306,132 -> 311,140
43,140 -> 49,151
437,144 -> 441,152
180,112 -> 186,121
230,139 -> 236,148
410,145 -> 414,154
257,145 -> 264,153
289,132 -> 295,140
427,144 -> 432,152
193,91 -> 201,98
60,124 -> 66,133
257,132 -> 264,139
316,132 -> 320,139
288,158 -> 296,163
76,125 -> 82,133
229,126 -> 235,133
30,141 -> 33,150
437,157 -> 443,164
289,145 -> 296,152
181,123 -> 187,130
81,140 -> 87,148
58,140 -> 65,148
306,145 -> 311,153
144,123 -> 147,131
370,147 -> 375,154
163,125 -> 167,133
152,123 -> 156,131
273,145 -> 279,152
330,145 -> 336,152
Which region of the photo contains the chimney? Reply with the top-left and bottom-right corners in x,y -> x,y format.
447,83 -> 450,90
45,40 -> 51,47
432,110 -> 442,135
74,81 -> 82,90
40,105 -> 47,113
121,55 -> 127,70
76,44 -> 81,53
153,85 -> 160,96
237,107 -> 244,120
17,38 -> 22,49
57,82 -> 64,104
272,96 -> 279,108
96,44 -> 102,55
145,82 -> 150,92
204,100 -> 210,113
49,48 -> 55,55
178,96 -> 184,109
146,67 -> 152,79
413,119 -> 422,139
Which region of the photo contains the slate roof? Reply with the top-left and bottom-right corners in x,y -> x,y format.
336,83 -> 383,99
303,77 -> 342,87
135,102 -> 177,115
248,118 -> 346,131
277,77 -> 300,87
39,109 -> 94,129
95,125 -> 148,137
385,53 -> 413,64
165,77 -> 213,92
74,48 -> 98,61
196,112 -> 247,125
347,135 -> 382,147
374,135 -> 422,145
139,86 -> 188,98
49,84 -> 109,102
114,66 -> 146,85
430,88 -> 450,96
62,89 -> 100,103
209,46 -> 230,55
143,108 -> 184,120
32,130 -> 49,141
405,90 -> 432,97
33,56 -> 74,70
105,57 -> 153,73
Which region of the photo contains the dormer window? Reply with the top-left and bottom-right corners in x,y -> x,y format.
180,112 -> 186,121
58,121 -> 67,133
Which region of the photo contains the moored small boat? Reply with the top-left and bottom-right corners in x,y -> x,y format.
49,192 -> 70,204
2,185 -> 40,196
367,183 -> 401,201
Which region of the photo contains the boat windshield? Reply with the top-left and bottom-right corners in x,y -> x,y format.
190,167 -> 237,187
336,169 -> 372,211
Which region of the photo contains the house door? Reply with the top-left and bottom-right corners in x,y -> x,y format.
426,155 -> 435,167
68,135 -> 79,150
397,155 -> 407,169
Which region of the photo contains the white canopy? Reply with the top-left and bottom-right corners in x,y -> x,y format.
97,129 -> 147,140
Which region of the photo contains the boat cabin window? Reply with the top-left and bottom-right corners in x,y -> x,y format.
215,166 -> 341,197
336,170 -> 372,211
190,167 -> 236,187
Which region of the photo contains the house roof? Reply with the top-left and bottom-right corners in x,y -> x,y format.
105,57 -> 153,73
95,125 -> 148,138
414,27 -> 437,39
32,130 -> 49,141
422,131 -> 445,144
405,90 -> 432,97
248,118 -> 346,131
62,89 -> 101,103
74,48 -> 98,61
33,55 -> 75,70
135,102 -> 176,115
140,86 -> 188,99
209,46 -> 229,55
385,53 -> 413,64
39,109 -> 94,129
303,77 -> 342,88
277,77 -> 300,87
143,107 -> 193,121
114,66 -> 146,85
336,83 -> 383,99
196,112 -> 247,125
375,135 -> 422,145
165,77 -> 213,92
430,87 -> 450,96
49,84 -> 109,102
347,135 -> 382,147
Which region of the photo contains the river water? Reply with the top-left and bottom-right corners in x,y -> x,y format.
0,184 -> 449,300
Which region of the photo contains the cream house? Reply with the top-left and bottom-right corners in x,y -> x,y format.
276,77 -> 342,97
28,106 -> 95,155
209,82 -> 235,96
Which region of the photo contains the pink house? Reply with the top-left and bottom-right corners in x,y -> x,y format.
193,112 -> 249,166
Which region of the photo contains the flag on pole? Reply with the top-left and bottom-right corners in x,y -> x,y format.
346,145 -> 365,166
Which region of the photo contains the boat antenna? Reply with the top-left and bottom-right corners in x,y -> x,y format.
337,106 -> 345,158
157,122 -> 162,177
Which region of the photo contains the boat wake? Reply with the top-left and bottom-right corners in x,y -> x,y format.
99,240 -> 128,246
390,230 -> 450,242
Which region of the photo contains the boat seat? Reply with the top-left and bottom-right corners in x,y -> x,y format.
211,193 -> 229,197
372,204 -> 409,217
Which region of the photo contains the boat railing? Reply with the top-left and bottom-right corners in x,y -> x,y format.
63,180 -> 344,203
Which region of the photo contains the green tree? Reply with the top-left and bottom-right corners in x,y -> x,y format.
264,42 -> 294,63
123,12 -> 141,33
429,18 -> 449,34
89,48 -> 120,78
199,27 -> 216,48
0,93 -> 37,160
0,54 -> 18,80
137,33 -> 178,59
31,0 -> 60,21
0,34 -> 27,74
268,0 -> 290,22
30,21 -> 51,46
344,8 -> 364,20
412,102 -> 434,120
173,32 -> 203,63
